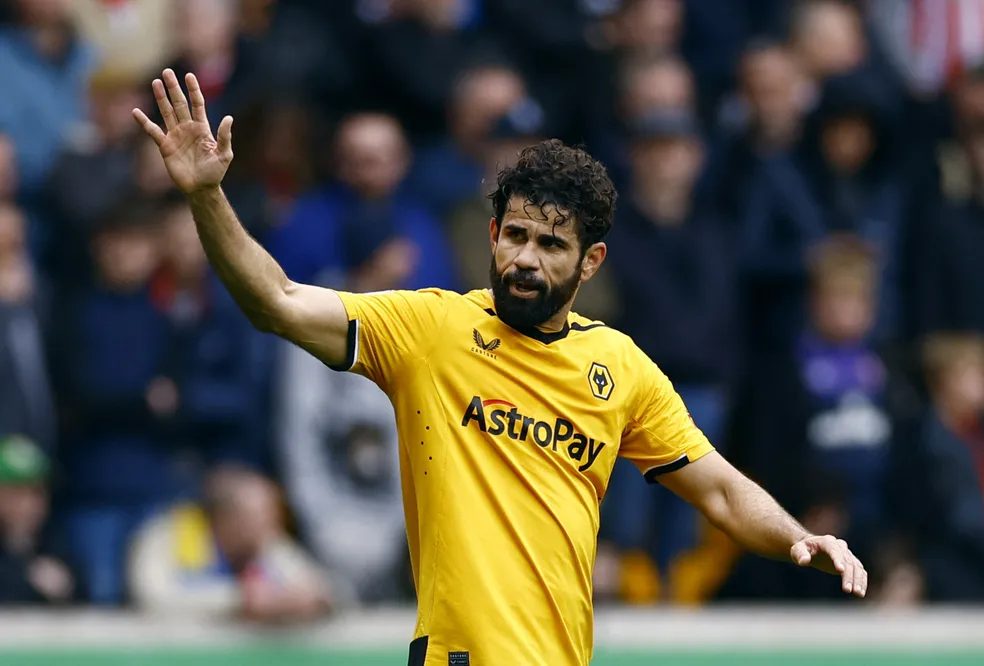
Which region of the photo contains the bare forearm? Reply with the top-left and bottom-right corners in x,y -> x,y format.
187,186 -> 289,331
705,473 -> 811,560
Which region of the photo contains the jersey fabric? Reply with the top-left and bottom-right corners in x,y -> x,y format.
332,288 -> 714,666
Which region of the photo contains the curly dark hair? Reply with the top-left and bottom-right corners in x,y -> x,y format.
489,139 -> 617,252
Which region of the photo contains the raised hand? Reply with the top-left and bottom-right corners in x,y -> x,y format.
791,534 -> 868,598
132,69 -> 233,194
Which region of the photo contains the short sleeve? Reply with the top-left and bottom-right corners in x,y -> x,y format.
619,359 -> 715,483
333,289 -> 450,391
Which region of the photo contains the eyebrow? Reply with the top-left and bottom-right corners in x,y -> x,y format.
503,221 -> 573,247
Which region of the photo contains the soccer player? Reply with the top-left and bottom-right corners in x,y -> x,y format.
133,69 -> 867,666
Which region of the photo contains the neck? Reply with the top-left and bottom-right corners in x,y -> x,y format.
536,305 -> 572,333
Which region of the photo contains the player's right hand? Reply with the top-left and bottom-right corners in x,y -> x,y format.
132,68 -> 233,195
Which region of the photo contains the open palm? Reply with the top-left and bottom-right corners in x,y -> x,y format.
132,68 -> 233,194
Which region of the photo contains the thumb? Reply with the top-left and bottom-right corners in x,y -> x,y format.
790,540 -> 813,567
216,115 -> 234,157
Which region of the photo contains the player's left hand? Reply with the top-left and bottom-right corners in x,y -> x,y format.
790,534 -> 867,598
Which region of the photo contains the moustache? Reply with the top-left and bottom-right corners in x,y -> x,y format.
503,271 -> 547,292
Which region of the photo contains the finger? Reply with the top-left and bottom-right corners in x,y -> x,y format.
131,108 -> 166,146
841,562 -> 855,594
856,566 -> 868,598
152,78 -> 176,130
216,115 -> 234,157
162,68 -> 191,123
790,541 -> 811,566
185,72 -> 208,124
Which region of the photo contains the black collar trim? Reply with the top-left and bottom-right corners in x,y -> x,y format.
483,308 -> 606,344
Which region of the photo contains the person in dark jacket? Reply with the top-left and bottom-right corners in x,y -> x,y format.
600,110 -> 738,600
50,201 -> 178,604
918,333 -> 984,601
151,198 -> 271,470
915,66 -> 984,336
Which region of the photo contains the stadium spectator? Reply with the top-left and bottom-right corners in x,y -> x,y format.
0,435 -> 76,604
601,109 -> 738,601
803,70 -> 906,340
788,0 -> 867,87
711,40 -> 810,219
918,334 -> 984,601
151,198 -> 270,470
359,0 -> 497,139
165,0 -> 264,126
914,66 -> 984,335
129,465 -> 332,620
725,236 -> 896,600
407,64 -> 528,218
738,67 -> 904,350
267,112 -> 456,292
0,202 -> 55,453
44,66 -> 148,283
49,201 -> 179,604
590,54 -> 696,188
0,0 -> 94,196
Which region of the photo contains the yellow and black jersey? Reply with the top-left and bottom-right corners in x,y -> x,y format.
332,288 -> 714,666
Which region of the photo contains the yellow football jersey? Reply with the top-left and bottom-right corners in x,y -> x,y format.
332,288 -> 714,666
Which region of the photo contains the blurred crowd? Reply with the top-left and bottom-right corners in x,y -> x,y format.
1,0 -> 983,619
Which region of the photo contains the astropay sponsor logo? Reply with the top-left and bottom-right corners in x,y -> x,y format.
460,396 -> 606,472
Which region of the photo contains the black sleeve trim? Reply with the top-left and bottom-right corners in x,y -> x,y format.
643,454 -> 691,484
408,635 -> 429,666
327,319 -> 359,371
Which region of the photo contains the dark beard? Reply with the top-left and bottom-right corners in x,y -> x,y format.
489,256 -> 582,332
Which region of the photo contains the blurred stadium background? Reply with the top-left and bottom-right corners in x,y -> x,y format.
1,0 -> 984,663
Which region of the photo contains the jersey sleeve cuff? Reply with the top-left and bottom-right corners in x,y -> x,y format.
642,442 -> 715,484
327,319 -> 359,372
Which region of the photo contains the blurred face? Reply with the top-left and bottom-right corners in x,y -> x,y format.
451,69 -> 526,148
616,0 -> 683,53
621,60 -> 694,120
630,135 -> 704,191
741,48 -> 805,133
794,2 -> 866,79
178,0 -> 236,61
0,135 -> 17,199
489,196 -> 606,330
90,85 -> 145,145
0,484 -> 47,544
0,205 -> 26,257
811,283 -> 875,344
821,116 -> 875,175
92,228 -> 157,292
210,480 -> 279,568
937,355 -> 984,420
335,115 -> 409,200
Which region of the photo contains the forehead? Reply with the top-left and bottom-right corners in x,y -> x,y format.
501,195 -> 578,241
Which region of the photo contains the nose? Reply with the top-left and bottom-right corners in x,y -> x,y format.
513,240 -> 541,271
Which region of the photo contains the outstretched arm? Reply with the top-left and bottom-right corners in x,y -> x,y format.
659,451 -> 868,597
132,69 -> 349,365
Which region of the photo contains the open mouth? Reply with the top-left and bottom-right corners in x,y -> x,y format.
508,283 -> 541,298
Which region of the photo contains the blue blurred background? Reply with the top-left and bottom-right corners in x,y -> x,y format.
0,0 -> 983,632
